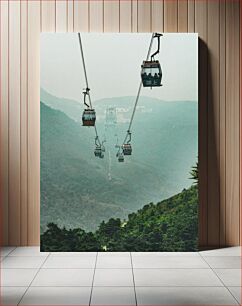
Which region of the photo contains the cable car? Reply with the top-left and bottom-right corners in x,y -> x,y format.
118,153 -> 124,162
141,61 -> 162,87
141,33 -> 163,88
122,143 -> 132,155
82,87 -> 96,126
122,131 -> 132,155
94,146 -> 104,158
82,109 -> 96,126
101,141 -> 106,153
94,136 -> 104,158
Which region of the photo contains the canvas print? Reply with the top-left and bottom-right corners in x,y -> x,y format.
40,33 -> 198,252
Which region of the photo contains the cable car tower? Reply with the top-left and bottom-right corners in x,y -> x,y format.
116,32 -> 163,162
105,107 -> 117,127
78,33 -> 105,158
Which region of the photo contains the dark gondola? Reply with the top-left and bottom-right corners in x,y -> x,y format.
94,146 -> 104,158
82,87 -> 96,126
94,136 -> 104,158
82,109 -> 96,126
122,143 -> 132,155
122,131 -> 132,155
118,153 -> 124,162
141,33 -> 163,88
141,61 -> 162,87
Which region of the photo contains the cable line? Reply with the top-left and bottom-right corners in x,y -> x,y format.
78,33 -> 102,148
117,33 -> 156,156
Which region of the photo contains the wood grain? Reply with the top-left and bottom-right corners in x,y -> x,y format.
164,0 -> 178,32
27,0 -> 40,245
20,0 -> 28,245
219,0 -> 226,246
0,0 -> 9,246
74,0 -> 89,32
137,0 -> 151,32
56,0 -> 67,32
120,0 -> 132,32
41,0 -> 56,32
188,0 -> 195,33
104,0 -> 119,32
8,0 -> 21,245
151,0 -> 164,32
207,0 -> 220,246
131,0 -> 138,32
225,0 -> 240,246
67,0 -> 74,32
178,0 -> 188,32
90,0 -> 104,32
195,0 -> 208,247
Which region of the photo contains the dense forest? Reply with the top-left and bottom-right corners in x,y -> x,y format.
41,183 -> 198,252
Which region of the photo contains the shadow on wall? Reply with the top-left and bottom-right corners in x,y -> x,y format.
198,38 -> 220,248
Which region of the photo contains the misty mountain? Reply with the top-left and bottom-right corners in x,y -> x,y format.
41,89 -> 198,232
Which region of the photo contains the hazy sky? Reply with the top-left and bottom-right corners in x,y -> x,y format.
40,33 -> 198,102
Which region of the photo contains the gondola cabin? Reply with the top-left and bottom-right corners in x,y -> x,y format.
122,144 -> 132,155
141,60 -> 162,87
82,109 -> 96,126
118,154 -> 124,162
94,146 -> 104,158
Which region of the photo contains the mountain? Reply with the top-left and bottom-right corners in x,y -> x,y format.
40,88 -> 82,122
41,89 -> 198,232
41,184 -> 198,252
41,102 -> 130,232
41,102 -> 174,232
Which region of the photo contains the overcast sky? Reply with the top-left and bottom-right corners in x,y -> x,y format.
40,33 -> 198,102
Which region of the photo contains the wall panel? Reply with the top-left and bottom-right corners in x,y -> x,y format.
27,0 -> 40,245
219,0 -> 226,246
120,0 -> 132,32
67,0 -> 74,32
151,0 -> 164,32
90,0 -> 103,32
74,0 -> 89,32
20,0 -> 28,246
207,0 -> 220,246
195,0 -> 208,247
131,0 -> 138,32
56,0 -> 67,32
0,0 -> 241,247
138,0 -> 151,32
225,0 -> 240,246
164,0 -> 178,32
0,0 -> 9,246
41,0 -> 56,32
104,0 -> 119,32
8,0 -> 21,245
188,0 -> 195,33
178,0 -> 188,32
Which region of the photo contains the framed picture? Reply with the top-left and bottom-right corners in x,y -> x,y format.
40,33 -> 198,252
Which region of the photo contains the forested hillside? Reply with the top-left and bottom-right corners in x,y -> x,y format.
41,184 -> 198,252
41,90 -> 198,233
